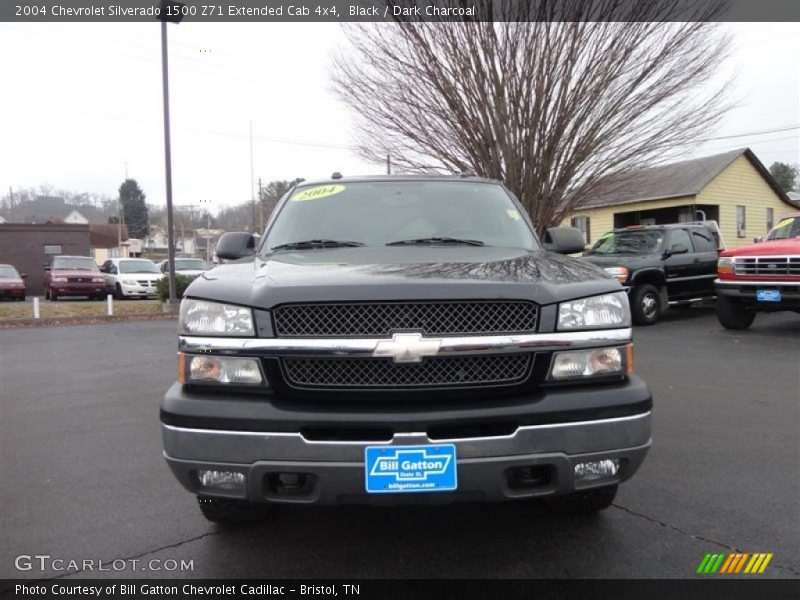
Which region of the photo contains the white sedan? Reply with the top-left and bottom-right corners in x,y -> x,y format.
99,258 -> 164,299
157,258 -> 213,278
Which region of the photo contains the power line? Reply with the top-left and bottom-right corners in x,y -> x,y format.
701,125 -> 800,141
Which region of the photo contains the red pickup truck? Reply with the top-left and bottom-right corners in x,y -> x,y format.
715,213 -> 800,329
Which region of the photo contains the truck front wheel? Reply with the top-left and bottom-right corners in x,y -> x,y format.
716,295 -> 755,330
631,284 -> 661,326
543,485 -> 617,514
197,496 -> 270,524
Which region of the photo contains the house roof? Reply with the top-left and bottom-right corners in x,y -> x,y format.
89,224 -> 129,248
9,196 -> 115,224
576,148 -> 793,210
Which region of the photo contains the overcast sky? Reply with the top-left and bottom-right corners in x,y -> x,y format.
0,21 -> 798,212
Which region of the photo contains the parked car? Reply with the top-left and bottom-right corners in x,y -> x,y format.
715,213 -> 800,329
162,175 -> 652,523
580,223 -> 721,325
0,264 -> 26,301
99,258 -> 164,300
157,257 -> 213,278
44,256 -> 106,301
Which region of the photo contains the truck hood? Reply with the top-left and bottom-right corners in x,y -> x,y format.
50,270 -> 103,278
721,239 -> 800,257
185,246 -> 619,309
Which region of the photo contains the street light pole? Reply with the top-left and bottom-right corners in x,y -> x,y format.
159,6 -> 183,305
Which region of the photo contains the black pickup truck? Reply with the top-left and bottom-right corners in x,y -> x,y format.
161,175 -> 652,522
580,224 -> 720,325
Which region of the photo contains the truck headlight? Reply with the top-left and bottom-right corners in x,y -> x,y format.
91,277 -> 105,283
179,299 -> 255,336
548,345 -> 633,380
122,279 -> 138,285
717,256 -> 734,275
558,291 -> 630,330
178,352 -> 265,386
603,267 -> 629,284
51,277 -> 68,283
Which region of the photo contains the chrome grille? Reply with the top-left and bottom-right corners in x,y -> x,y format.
273,301 -> 538,337
281,354 -> 532,389
67,277 -> 91,283
734,256 -> 800,277
137,280 -> 152,286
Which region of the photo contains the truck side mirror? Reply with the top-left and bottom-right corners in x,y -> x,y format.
668,244 -> 689,255
21,273 -> 28,279
43,266 -> 51,271
542,227 -> 586,255
216,232 -> 256,260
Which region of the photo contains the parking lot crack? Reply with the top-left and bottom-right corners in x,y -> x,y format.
612,503 -> 800,576
37,530 -> 224,581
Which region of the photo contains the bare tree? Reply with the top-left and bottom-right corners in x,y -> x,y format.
332,0 -> 733,232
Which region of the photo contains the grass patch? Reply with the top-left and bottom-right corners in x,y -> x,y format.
0,299 -> 164,321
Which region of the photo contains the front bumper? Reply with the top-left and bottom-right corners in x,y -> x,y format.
161,378 -> 652,505
51,284 -> 105,296
0,288 -> 25,298
715,279 -> 800,309
119,281 -> 158,297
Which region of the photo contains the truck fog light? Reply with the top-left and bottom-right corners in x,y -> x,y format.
574,459 -> 621,482
198,470 -> 246,491
188,355 -> 264,385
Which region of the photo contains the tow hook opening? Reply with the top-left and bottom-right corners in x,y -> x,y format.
266,472 -> 317,496
505,465 -> 553,490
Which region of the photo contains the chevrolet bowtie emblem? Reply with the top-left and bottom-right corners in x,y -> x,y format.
373,333 -> 442,363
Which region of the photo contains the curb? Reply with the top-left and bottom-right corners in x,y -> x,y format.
0,313 -> 178,329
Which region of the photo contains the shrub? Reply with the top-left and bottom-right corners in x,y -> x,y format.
156,274 -> 194,302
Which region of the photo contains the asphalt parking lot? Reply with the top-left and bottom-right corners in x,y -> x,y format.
1,307 -> 798,580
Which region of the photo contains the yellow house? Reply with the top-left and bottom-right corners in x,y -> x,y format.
563,148 -> 797,250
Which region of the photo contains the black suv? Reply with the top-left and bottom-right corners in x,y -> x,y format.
580,224 -> 720,325
161,176 -> 652,522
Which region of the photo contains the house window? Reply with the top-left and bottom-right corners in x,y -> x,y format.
571,216 -> 591,244
736,206 -> 746,238
43,244 -> 62,255
766,208 -> 774,231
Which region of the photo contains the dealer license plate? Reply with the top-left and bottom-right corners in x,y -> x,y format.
756,289 -> 781,302
364,444 -> 457,494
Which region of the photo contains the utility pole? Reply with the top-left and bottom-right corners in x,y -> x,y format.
117,200 -> 122,256
250,121 -> 256,234
387,153 -> 391,175
258,177 -> 263,232
158,2 -> 185,306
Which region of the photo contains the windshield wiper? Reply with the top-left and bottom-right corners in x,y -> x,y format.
386,236 -> 485,247
270,239 -> 365,251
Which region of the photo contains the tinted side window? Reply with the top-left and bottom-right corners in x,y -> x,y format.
669,229 -> 692,251
691,229 -> 715,253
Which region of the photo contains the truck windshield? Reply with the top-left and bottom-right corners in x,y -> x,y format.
52,257 -> 99,271
174,259 -> 210,270
586,230 -> 664,255
766,216 -> 800,240
264,181 -> 538,251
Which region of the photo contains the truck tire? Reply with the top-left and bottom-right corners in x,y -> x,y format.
716,295 -> 755,330
631,284 -> 660,326
543,485 -> 617,514
197,496 -> 270,524
114,283 -> 125,300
